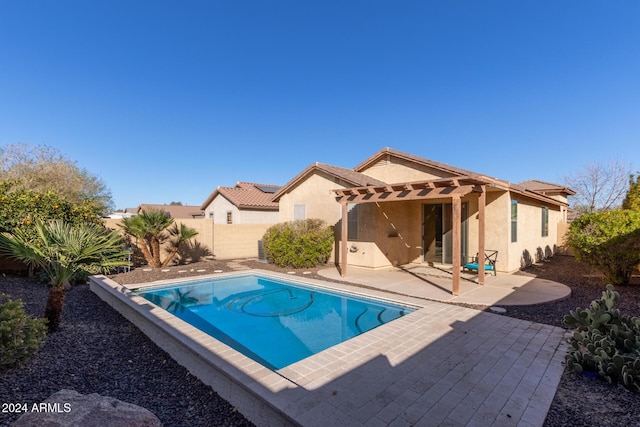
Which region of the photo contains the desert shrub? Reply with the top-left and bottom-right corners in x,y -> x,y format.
564,285 -> 640,391
262,219 -> 334,268
566,210 -> 640,286
0,294 -> 47,369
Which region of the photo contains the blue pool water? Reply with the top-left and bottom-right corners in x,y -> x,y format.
135,274 -> 413,369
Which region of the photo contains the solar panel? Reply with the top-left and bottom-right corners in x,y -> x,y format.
255,184 -> 280,193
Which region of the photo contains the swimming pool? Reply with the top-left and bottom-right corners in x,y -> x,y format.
134,274 -> 413,369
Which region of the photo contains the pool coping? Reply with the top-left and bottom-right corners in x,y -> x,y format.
90,270 -> 568,426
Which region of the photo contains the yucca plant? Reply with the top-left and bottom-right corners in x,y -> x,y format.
0,220 -> 130,332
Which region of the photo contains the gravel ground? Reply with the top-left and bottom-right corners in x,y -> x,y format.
0,273 -> 253,427
511,257 -> 640,427
1,255 -> 639,426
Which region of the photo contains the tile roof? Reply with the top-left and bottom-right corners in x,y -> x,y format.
272,162 -> 387,201
273,147 -> 571,208
200,182 -> 281,210
138,204 -> 204,218
356,148 -> 570,206
355,147 -> 494,180
517,179 -> 576,195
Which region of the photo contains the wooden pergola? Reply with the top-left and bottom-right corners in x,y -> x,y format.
333,176 -> 493,296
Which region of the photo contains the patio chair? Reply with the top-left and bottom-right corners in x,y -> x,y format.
463,250 -> 498,276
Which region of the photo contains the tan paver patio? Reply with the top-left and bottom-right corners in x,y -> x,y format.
91,268 -> 570,427
318,264 -> 571,306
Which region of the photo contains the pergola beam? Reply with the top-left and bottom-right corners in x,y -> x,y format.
334,176 -> 491,295
336,184 -> 477,204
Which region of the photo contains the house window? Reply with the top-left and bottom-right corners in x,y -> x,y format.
541,206 -> 549,237
226,211 -> 232,224
347,203 -> 359,240
208,212 -> 214,219
511,200 -> 518,242
293,204 -> 306,220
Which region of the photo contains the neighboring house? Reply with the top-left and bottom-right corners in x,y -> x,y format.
138,204 -> 205,219
273,148 -> 574,292
105,207 -> 139,219
200,182 -> 281,224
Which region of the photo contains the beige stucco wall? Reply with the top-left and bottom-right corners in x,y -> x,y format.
504,195 -> 564,272
343,191 -> 507,271
277,171 -> 346,225
468,191 -> 511,268
360,155 -> 454,183
556,222 -> 572,254
343,201 -> 424,269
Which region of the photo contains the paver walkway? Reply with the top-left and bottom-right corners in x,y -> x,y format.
93,268 -> 570,427
271,296 -> 568,426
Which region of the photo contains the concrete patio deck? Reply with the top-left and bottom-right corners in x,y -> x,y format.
318,264 -> 571,307
91,268 -> 570,427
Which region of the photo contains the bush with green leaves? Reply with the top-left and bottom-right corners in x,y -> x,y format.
262,219 -> 334,268
0,294 -> 47,369
566,210 -> 640,286
622,173 -> 640,211
0,180 -> 103,235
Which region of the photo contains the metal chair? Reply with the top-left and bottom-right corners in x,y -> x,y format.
463,250 -> 498,276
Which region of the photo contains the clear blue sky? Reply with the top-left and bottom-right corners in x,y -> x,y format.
1,1 -> 639,210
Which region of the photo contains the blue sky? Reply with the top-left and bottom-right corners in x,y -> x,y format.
1,1 -> 639,210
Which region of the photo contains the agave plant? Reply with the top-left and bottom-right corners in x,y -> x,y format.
0,220 -> 130,332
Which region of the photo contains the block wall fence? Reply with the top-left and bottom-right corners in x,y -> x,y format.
103,218 -> 272,263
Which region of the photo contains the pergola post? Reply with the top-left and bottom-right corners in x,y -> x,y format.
340,202 -> 348,277
332,176 -> 495,293
452,194 -> 461,296
478,186 -> 486,285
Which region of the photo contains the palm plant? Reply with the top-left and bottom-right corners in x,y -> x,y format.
119,209 -> 198,268
0,220 -> 130,332
162,223 -> 199,267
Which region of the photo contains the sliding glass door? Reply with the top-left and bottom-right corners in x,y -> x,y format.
423,203 -> 468,264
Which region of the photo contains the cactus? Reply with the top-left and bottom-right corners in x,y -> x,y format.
564,285 -> 640,392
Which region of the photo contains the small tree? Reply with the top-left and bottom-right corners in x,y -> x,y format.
622,173 -> 640,211
567,210 -> 640,286
564,159 -> 631,213
0,181 -> 103,234
0,143 -> 113,214
0,181 -> 104,276
0,220 -> 130,332
119,209 -> 198,268
262,219 -> 334,268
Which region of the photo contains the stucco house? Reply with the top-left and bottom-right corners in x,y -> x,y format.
273,148 -> 574,294
200,182 -> 281,224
